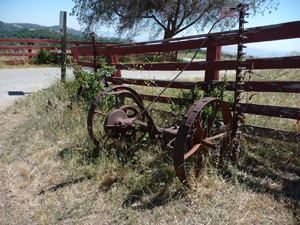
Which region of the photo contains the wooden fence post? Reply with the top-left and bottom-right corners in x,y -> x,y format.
27,42 -> 32,62
107,53 -> 122,85
90,32 -> 98,73
60,11 -> 67,83
71,46 -> 79,61
205,46 -> 222,81
173,51 -> 178,61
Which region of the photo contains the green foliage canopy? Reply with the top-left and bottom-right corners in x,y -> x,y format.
71,0 -> 279,39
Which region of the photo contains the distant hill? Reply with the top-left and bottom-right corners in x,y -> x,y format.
48,25 -> 84,36
0,21 -> 21,32
0,21 -> 84,36
0,21 -> 132,45
0,28 -> 91,45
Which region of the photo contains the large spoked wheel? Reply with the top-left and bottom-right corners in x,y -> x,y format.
87,85 -> 145,146
174,97 -> 233,188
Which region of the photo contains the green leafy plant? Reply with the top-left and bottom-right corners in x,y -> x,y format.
171,77 -> 234,121
75,59 -> 117,105
33,48 -> 60,64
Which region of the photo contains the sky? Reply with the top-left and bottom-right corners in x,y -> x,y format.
1,0 -> 300,55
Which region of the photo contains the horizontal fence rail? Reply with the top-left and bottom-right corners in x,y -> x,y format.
0,37 -> 109,45
0,38 -> 112,65
127,93 -> 300,120
106,77 -> 300,93
72,21 -> 300,143
242,125 -> 300,142
74,21 -> 300,56
75,56 -> 300,71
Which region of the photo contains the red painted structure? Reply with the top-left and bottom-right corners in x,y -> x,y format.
71,20 -> 300,141
0,38 -> 110,64
0,38 -> 177,65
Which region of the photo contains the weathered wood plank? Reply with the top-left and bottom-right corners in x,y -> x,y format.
0,52 -> 72,57
212,20 -> 300,47
2,60 -> 32,64
74,21 -> 300,55
107,77 -> 300,93
0,45 -> 72,50
121,92 -> 300,120
0,38 -> 104,45
240,103 -> 300,120
0,53 -> 39,57
106,76 -> 198,89
76,56 -> 300,71
109,56 -> 300,71
205,46 -> 221,81
138,93 -> 179,104
76,21 -> 300,50
242,124 -> 300,143
237,81 -> 300,93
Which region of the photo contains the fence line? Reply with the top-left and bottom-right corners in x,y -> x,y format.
0,38 -> 112,64
71,20 -> 300,141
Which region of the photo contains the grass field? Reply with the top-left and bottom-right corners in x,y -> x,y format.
0,67 -> 299,224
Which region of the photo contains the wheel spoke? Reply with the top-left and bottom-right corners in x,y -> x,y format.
99,133 -> 107,141
184,143 -> 201,159
115,95 -> 120,108
205,132 -> 227,141
201,139 -> 217,149
172,98 -> 233,188
204,102 -> 221,137
94,110 -> 107,116
195,116 -> 203,141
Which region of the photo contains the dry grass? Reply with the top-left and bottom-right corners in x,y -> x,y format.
0,62 -> 59,70
0,69 -> 299,224
0,49 -> 72,70
243,69 -> 300,131
177,51 -> 206,60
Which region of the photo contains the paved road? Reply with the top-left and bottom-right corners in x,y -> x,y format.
0,63 -> 234,112
0,67 -> 74,112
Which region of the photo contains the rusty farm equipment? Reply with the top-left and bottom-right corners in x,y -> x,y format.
87,86 -> 234,188
86,4 -> 252,188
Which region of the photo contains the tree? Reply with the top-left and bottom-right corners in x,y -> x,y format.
71,0 -> 279,39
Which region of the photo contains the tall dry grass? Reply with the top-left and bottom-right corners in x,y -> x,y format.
0,69 -> 299,224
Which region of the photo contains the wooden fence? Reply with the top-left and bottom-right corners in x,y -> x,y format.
71,20 -> 300,141
0,38 -> 178,65
0,38 -> 107,64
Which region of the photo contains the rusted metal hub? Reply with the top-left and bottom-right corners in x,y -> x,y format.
104,109 -> 135,138
118,105 -> 141,119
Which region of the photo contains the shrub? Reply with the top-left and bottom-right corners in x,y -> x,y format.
171,77 -> 234,122
33,48 -> 60,64
75,59 -> 117,106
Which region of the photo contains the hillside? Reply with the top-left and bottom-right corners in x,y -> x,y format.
0,21 -> 84,36
0,28 -> 90,44
0,21 -> 21,32
0,22 -> 132,45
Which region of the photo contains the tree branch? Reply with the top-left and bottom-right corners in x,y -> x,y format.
173,0 -> 182,28
175,4 -> 194,31
174,2 -> 214,36
151,14 -> 167,30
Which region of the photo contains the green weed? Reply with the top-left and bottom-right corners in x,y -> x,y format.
33,48 -> 60,65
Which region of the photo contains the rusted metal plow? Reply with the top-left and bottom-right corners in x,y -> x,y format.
87,4 -> 249,188
87,86 -> 233,187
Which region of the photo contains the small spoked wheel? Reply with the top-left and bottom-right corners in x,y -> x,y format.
87,85 -> 145,146
173,97 -> 233,188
